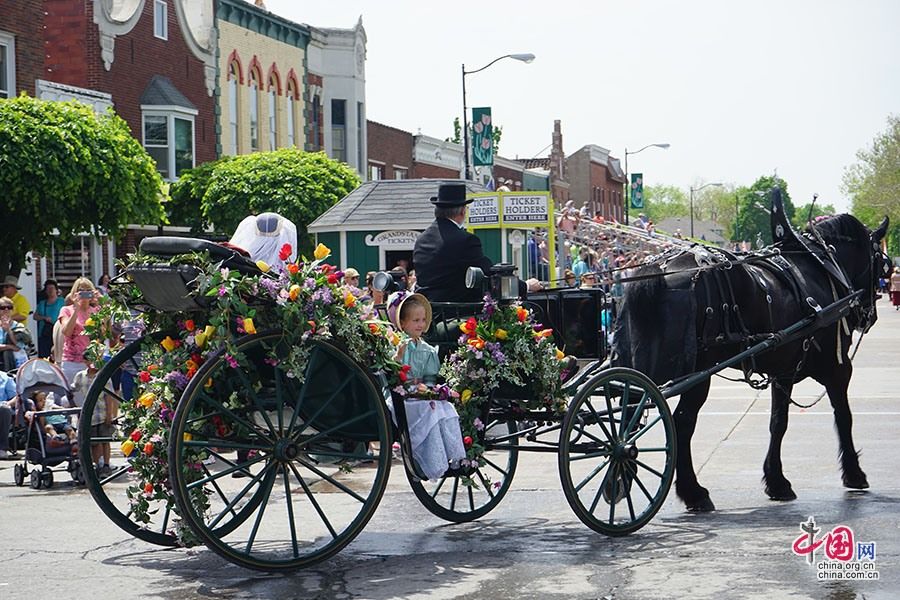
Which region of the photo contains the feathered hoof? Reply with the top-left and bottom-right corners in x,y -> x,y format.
843,472 -> 869,490
765,486 -> 797,501
685,497 -> 716,512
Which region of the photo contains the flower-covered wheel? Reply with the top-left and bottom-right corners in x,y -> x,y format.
406,418 -> 518,522
558,367 -> 675,536
79,334 -> 179,546
169,332 -> 392,571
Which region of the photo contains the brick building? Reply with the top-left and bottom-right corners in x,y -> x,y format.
0,0 -> 44,99
566,144 -> 626,221
366,120 -> 412,180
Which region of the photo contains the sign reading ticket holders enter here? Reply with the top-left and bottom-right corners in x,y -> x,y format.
466,191 -> 557,286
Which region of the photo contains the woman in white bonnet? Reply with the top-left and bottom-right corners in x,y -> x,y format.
229,212 -> 298,266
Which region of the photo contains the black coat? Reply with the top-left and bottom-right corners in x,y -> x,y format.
413,218 -> 494,303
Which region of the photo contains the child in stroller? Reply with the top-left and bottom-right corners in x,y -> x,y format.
10,358 -> 83,489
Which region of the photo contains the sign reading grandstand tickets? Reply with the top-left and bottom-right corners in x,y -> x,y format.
467,194 -> 500,225
502,193 -> 550,225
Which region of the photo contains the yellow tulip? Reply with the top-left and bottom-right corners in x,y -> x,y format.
138,392 -> 155,408
556,348 -> 565,360
120,440 -> 135,456
84,318 -> 95,327
494,328 -> 508,340
313,243 -> 331,261
160,336 -> 177,352
182,433 -> 193,442
203,325 -> 215,338
289,284 -> 301,301
194,331 -> 207,349
243,317 -> 257,335
255,260 -> 270,273
344,291 -> 356,308
461,389 -> 473,404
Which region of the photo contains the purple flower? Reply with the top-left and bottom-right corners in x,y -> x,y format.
303,277 -> 317,289
218,286 -> 227,297
165,370 -> 189,390
225,354 -> 239,368
473,417 -> 484,431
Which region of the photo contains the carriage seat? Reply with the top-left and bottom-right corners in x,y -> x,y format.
139,237 -> 262,275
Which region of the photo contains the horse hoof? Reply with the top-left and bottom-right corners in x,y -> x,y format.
843,474 -> 869,490
685,497 -> 716,512
766,487 -> 797,501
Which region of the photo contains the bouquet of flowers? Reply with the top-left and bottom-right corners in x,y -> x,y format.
441,295 -> 567,465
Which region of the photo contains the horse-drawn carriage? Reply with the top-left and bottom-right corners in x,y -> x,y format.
77,191 -> 889,572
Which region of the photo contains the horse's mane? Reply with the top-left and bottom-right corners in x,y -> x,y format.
807,213 -> 869,246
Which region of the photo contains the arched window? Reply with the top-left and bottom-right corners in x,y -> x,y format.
268,74 -> 278,150
285,77 -> 297,148
248,67 -> 261,152
228,61 -> 240,155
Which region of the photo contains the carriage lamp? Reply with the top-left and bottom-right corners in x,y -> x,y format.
491,263 -> 520,301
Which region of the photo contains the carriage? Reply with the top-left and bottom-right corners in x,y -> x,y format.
77,193 -> 888,572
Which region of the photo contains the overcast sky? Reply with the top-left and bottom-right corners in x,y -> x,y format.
266,0 -> 899,212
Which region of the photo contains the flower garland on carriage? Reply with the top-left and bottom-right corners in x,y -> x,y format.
86,238 -> 569,543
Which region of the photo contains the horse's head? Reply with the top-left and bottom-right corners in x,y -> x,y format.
809,214 -> 890,332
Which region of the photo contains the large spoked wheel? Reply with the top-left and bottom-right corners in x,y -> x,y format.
559,367 -> 675,536
407,418 -> 518,523
79,333 -> 178,546
169,332 -> 392,572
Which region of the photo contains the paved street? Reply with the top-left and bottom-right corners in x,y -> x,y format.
2,301 -> 899,600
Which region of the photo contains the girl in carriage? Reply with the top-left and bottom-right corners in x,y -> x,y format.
387,291 -> 466,480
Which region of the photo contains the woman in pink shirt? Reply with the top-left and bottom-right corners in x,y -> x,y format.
58,277 -> 99,406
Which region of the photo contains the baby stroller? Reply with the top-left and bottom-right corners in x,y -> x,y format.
11,358 -> 83,489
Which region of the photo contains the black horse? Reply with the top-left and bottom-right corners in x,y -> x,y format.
612,193 -> 889,511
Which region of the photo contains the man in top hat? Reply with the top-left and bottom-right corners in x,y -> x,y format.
414,183 -> 540,303
1,275 -> 30,324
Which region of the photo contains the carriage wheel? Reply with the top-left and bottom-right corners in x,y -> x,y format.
559,367 -> 675,536
169,332 -> 392,572
79,334 -> 178,547
406,419 -> 518,523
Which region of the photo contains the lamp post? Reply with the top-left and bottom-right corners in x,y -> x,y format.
462,53 -> 535,180
624,143 -> 670,225
689,181 -> 723,239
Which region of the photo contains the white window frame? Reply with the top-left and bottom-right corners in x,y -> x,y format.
141,106 -> 198,181
268,86 -> 278,151
154,0 -> 168,40
228,70 -> 239,155
286,93 -> 295,147
249,70 -> 260,153
393,166 -> 408,180
0,31 -> 16,99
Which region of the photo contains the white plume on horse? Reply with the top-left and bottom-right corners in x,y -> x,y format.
230,212 -> 298,265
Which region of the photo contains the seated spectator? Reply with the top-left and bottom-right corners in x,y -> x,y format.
0,297 -> 32,370
26,390 -> 76,445
580,272 -> 599,289
564,269 -> 577,288
0,369 -> 18,458
1,276 -> 30,324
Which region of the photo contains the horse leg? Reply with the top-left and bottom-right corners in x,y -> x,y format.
673,379 -> 716,512
763,380 -> 797,501
823,363 -> 869,490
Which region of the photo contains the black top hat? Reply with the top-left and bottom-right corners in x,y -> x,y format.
430,183 -> 473,207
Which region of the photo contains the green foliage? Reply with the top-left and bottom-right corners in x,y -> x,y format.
791,202 -> 836,230
0,95 -> 165,277
446,117 -> 462,144
492,125 -> 503,154
168,149 -> 360,256
843,114 -> 899,255
731,176 -> 794,246
643,185 -> 689,221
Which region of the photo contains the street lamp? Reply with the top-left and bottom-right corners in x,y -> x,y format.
624,143 -> 670,225
689,181 -> 723,239
462,53 -> 535,180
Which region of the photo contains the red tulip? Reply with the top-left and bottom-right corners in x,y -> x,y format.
143,442 -> 154,455
463,436 -> 473,448
139,371 -> 151,383
279,243 -> 292,261
130,429 -> 142,442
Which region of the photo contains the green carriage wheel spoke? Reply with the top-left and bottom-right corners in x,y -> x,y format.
618,380 -> 632,437
627,414 -> 664,444
296,409 -> 378,446
475,469 -> 495,499
196,390 -> 275,445
161,503 -> 172,535
481,455 -> 511,479
202,463 -> 242,522
285,349 -> 320,434
575,457 -> 612,494
232,368 -> 279,439
569,448 -> 612,462
208,464 -> 274,529
281,465 -> 300,558
184,439 -> 272,453
634,459 -> 665,480
274,365 -> 286,435
631,471 -> 656,504
186,453 -> 268,490
288,462 -> 338,539
603,386 -> 619,440
292,376 -> 354,439
622,391 -> 649,436
583,397 -> 616,444
569,419 -> 611,450
449,477 -> 460,512
294,458 -> 367,503
244,467 -> 279,554
588,462 -> 616,514
428,476 -> 448,499
300,446 -> 376,462
467,485 -> 475,512
98,464 -> 132,486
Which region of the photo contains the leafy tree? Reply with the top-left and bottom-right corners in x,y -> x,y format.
167,149 -> 360,256
447,117 -> 502,153
0,96 -> 164,278
643,184 -> 689,221
165,155 -> 233,230
791,202 -> 836,230
731,176 -> 794,246
842,114 -> 900,255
